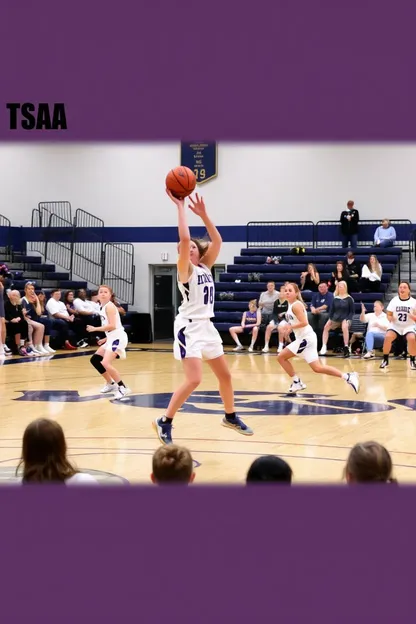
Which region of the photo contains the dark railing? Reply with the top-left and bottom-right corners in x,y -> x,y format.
103,243 -> 135,304
72,209 -> 104,287
246,221 -> 315,248
0,213 -> 11,256
29,208 -> 45,256
44,213 -> 74,272
315,219 -> 413,281
38,201 -> 72,224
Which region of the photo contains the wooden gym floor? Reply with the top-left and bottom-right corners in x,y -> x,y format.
1,344 -> 416,485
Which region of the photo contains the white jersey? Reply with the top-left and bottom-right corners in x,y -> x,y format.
177,263 -> 215,320
387,296 -> 416,332
285,300 -> 315,340
99,301 -> 125,338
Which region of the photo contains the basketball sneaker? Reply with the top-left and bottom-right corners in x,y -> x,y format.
221,415 -> 253,436
345,372 -> 359,393
153,417 -> 173,445
262,345 -> 270,353
363,351 -> 375,359
410,359 -> 416,371
380,360 -> 389,370
233,345 -> 244,351
101,381 -> 116,394
288,379 -> 307,394
113,385 -> 130,400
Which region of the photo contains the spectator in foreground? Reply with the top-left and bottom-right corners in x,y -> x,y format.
229,299 -> 261,352
344,441 -> 397,484
16,418 -> 98,484
308,282 -> 334,348
320,281 -> 354,358
360,254 -> 383,292
360,300 -> 389,359
246,455 -> 293,484
340,200 -> 359,248
151,445 -> 195,485
22,282 -> 55,354
373,219 -> 396,248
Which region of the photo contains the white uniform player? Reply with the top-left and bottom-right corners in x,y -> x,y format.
380,282 -> 416,370
386,295 -> 416,337
100,301 -> 128,359
284,301 -> 319,364
276,282 -> 359,394
174,263 -> 223,361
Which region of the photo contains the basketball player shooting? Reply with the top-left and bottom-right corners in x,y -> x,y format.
153,189 -> 253,445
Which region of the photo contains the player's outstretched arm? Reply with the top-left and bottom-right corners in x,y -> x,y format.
188,193 -> 222,269
166,188 -> 192,283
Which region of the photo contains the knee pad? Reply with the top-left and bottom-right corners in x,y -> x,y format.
90,353 -> 106,374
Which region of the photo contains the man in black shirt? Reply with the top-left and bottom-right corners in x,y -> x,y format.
340,200 -> 359,248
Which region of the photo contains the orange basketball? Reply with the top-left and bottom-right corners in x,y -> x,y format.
165,166 -> 196,199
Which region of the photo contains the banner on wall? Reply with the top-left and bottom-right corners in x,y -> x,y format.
180,142 -> 217,185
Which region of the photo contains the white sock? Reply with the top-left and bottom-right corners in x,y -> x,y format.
291,376 -> 300,383
342,373 -> 349,380
279,342 -> 283,349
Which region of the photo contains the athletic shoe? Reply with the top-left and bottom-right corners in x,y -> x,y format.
44,345 -> 56,354
77,340 -> 89,348
25,346 -> 40,356
35,345 -> 50,355
101,382 -> 116,394
380,360 -> 389,370
319,345 -> 327,356
345,372 -> 359,393
248,346 -> 254,352
65,340 -> 77,350
363,351 -> 374,359
410,360 -> 416,371
262,346 -> 270,353
233,345 -> 244,351
343,346 -> 350,358
3,345 -> 11,355
113,385 -> 130,400
18,347 -> 28,356
153,417 -> 173,445
221,415 -> 253,436
288,380 -> 307,394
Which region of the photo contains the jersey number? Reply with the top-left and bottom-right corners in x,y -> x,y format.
203,286 -> 214,305
398,313 -> 408,322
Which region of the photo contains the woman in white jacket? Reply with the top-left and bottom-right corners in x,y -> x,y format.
360,254 -> 382,292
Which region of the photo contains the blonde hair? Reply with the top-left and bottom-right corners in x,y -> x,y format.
9,289 -> 21,304
248,299 -> 257,309
334,281 -> 349,297
286,282 -> 306,307
191,238 -> 210,258
368,254 -> 382,278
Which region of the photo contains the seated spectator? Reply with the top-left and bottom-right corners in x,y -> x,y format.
151,445 -> 195,485
64,290 -> 78,315
229,299 -> 261,352
329,260 -> 351,292
300,263 -> 320,293
246,456 -> 293,484
5,290 -> 29,356
46,289 -> 86,350
111,293 -> 127,317
263,284 -> 290,354
258,281 -> 279,326
360,254 -> 382,292
320,281 -> 354,358
16,418 -> 98,484
344,441 -> 397,484
373,219 -> 396,248
0,278 -> 5,358
345,250 -> 361,291
73,288 -> 102,342
360,300 -> 389,359
89,290 -> 101,314
308,282 -> 334,348
22,282 -> 55,355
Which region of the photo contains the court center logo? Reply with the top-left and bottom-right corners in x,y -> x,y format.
12,390 -> 416,416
